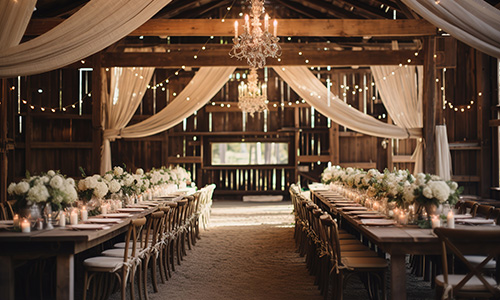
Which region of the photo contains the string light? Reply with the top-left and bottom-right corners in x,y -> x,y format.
20,92 -> 91,113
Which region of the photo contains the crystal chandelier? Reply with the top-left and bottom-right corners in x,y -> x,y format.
229,0 -> 281,68
238,68 -> 268,117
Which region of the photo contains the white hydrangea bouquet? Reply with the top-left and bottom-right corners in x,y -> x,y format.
7,170 -> 78,211
77,174 -> 110,201
404,173 -> 462,210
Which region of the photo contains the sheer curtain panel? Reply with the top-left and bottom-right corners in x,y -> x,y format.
435,125 -> 452,180
0,0 -> 36,49
402,0 -> 500,58
371,65 -> 424,173
273,66 -> 422,139
0,0 -> 172,77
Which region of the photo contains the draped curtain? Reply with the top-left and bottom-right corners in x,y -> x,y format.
100,64 -> 156,174
0,0 -> 172,77
371,65 -> 424,173
99,67 -> 235,173
401,0 -> 500,58
436,125 -> 452,180
273,66 -> 422,139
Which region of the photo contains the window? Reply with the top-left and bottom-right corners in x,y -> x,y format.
211,142 -> 288,165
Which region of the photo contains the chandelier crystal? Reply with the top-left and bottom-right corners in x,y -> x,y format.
238,68 -> 268,117
229,0 -> 281,68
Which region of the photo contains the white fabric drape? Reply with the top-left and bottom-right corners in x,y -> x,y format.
0,0 -> 36,50
436,125 -> 452,180
371,65 -> 424,173
273,66 -> 422,139
109,67 -> 235,139
0,0 -> 172,78
100,65 -> 156,174
402,0 -> 500,58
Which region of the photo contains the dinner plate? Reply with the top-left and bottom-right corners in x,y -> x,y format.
87,218 -> 122,224
346,210 -> 380,215
139,201 -> 159,206
356,214 -> 386,219
361,219 -> 396,226
334,203 -> 360,207
457,218 -> 495,225
0,220 -> 13,225
101,213 -> 133,218
117,208 -> 144,213
126,204 -> 152,208
67,224 -> 110,230
453,214 -> 473,219
340,206 -> 367,211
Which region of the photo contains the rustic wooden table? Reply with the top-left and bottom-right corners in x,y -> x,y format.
310,189 -> 500,300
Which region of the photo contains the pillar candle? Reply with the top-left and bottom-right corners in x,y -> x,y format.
13,214 -> 19,228
234,21 -> 238,39
70,210 -> 78,225
101,204 -> 108,215
81,206 -> 88,222
264,14 -> 269,31
273,19 -> 278,36
59,212 -> 66,227
447,211 -> 455,228
431,215 -> 441,228
21,219 -> 30,233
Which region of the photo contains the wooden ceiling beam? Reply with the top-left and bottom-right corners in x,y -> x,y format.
339,0 -> 391,19
25,19 -> 436,37
174,0 -> 231,19
274,0 -> 326,19
101,49 -> 424,67
290,0 -> 362,19
154,0 -> 216,19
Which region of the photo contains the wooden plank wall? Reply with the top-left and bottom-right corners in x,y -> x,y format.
3,39 -> 498,199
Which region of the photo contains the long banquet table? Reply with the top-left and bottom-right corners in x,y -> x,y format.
309,188 -> 500,300
0,195 -> 188,300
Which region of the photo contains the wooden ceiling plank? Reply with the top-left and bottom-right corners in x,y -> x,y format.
274,0 -> 326,19
25,19 -> 436,37
101,50 -> 424,67
293,0 -> 363,19
340,0 -> 391,19
174,0 -> 232,19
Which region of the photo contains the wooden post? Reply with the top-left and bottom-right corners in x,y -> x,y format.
294,107 -> 299,183
329,122 -> 339,165
477,52 -> 493,197
422,36 -> 437,174
0,79 -> 8,203
92,53 -> 103,175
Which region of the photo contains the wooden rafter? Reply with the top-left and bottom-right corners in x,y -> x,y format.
339,0 -> 391,19
288,0 -> 364,19
25,19 -> 436,37
154,0 -> 218,19
174,0 -> 232,19
274,0 -> 327,19
101,48 -> 423,67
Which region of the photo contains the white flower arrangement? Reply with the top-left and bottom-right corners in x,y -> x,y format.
7,170 -> 78,210
77,174 -> 109,200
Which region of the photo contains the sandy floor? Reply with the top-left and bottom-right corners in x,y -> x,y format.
108,200 -> 434,300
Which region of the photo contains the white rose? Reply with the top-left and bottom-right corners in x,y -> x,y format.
78,180 -> 87,191
93,181 -> 108,199
15,181 -> 30,195
449,181 -> 458,191
41,176 -> 50,184
416,173 -> 426,185
49,175 -> 64,189
66,178 -> 75,186
7,183 -> 16,195
136,168 -> 144,175
429,181 -> 450,203
104,174 -> 113,182
422,186 -> 433,199
47,170 -> 56,177
123,174 -> 134,186
108,180 -> 121,193
85,177 -> 98,189
113,166 -> 124,176
27,184 -> 50,203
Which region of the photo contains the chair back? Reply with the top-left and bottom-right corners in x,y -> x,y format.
123,217 -> 147,262
475,204 -> 494,219
320,214 -> 341,266
458,200 -> 478,216
434,227 -> 500,298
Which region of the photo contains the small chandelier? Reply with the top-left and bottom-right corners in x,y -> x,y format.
229,0 -> 281,68
238,68 -> 268,117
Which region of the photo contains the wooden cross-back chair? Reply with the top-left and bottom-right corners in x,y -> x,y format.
434,227 -> 500,299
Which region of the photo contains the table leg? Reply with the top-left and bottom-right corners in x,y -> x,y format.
56,254 -> 74,300
390,253 -> 407,300
0,256 -> 14,300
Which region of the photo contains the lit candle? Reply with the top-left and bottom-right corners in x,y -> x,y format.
81,206 -> 88,222
59,212 -> 66,227
21,218 -> 30,233
431,215 -> 441,229
447,210 -> 455,228
372,202 -> 380,211
244,14 -> 250,33
13,214 -> 19,228
101,204 -> 108,215
70,210 -> 78,225
234,21 -> 238,39
264,14 -> 269,31
273,19 -> 278,36
399,211 -> 408,225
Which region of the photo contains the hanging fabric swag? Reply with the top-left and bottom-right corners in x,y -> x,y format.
100,67 -> 235,174
401,0 -> 500,58
0,0 -> 172,78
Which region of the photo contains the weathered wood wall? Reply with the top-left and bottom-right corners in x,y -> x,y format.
2,38 -> 498,199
